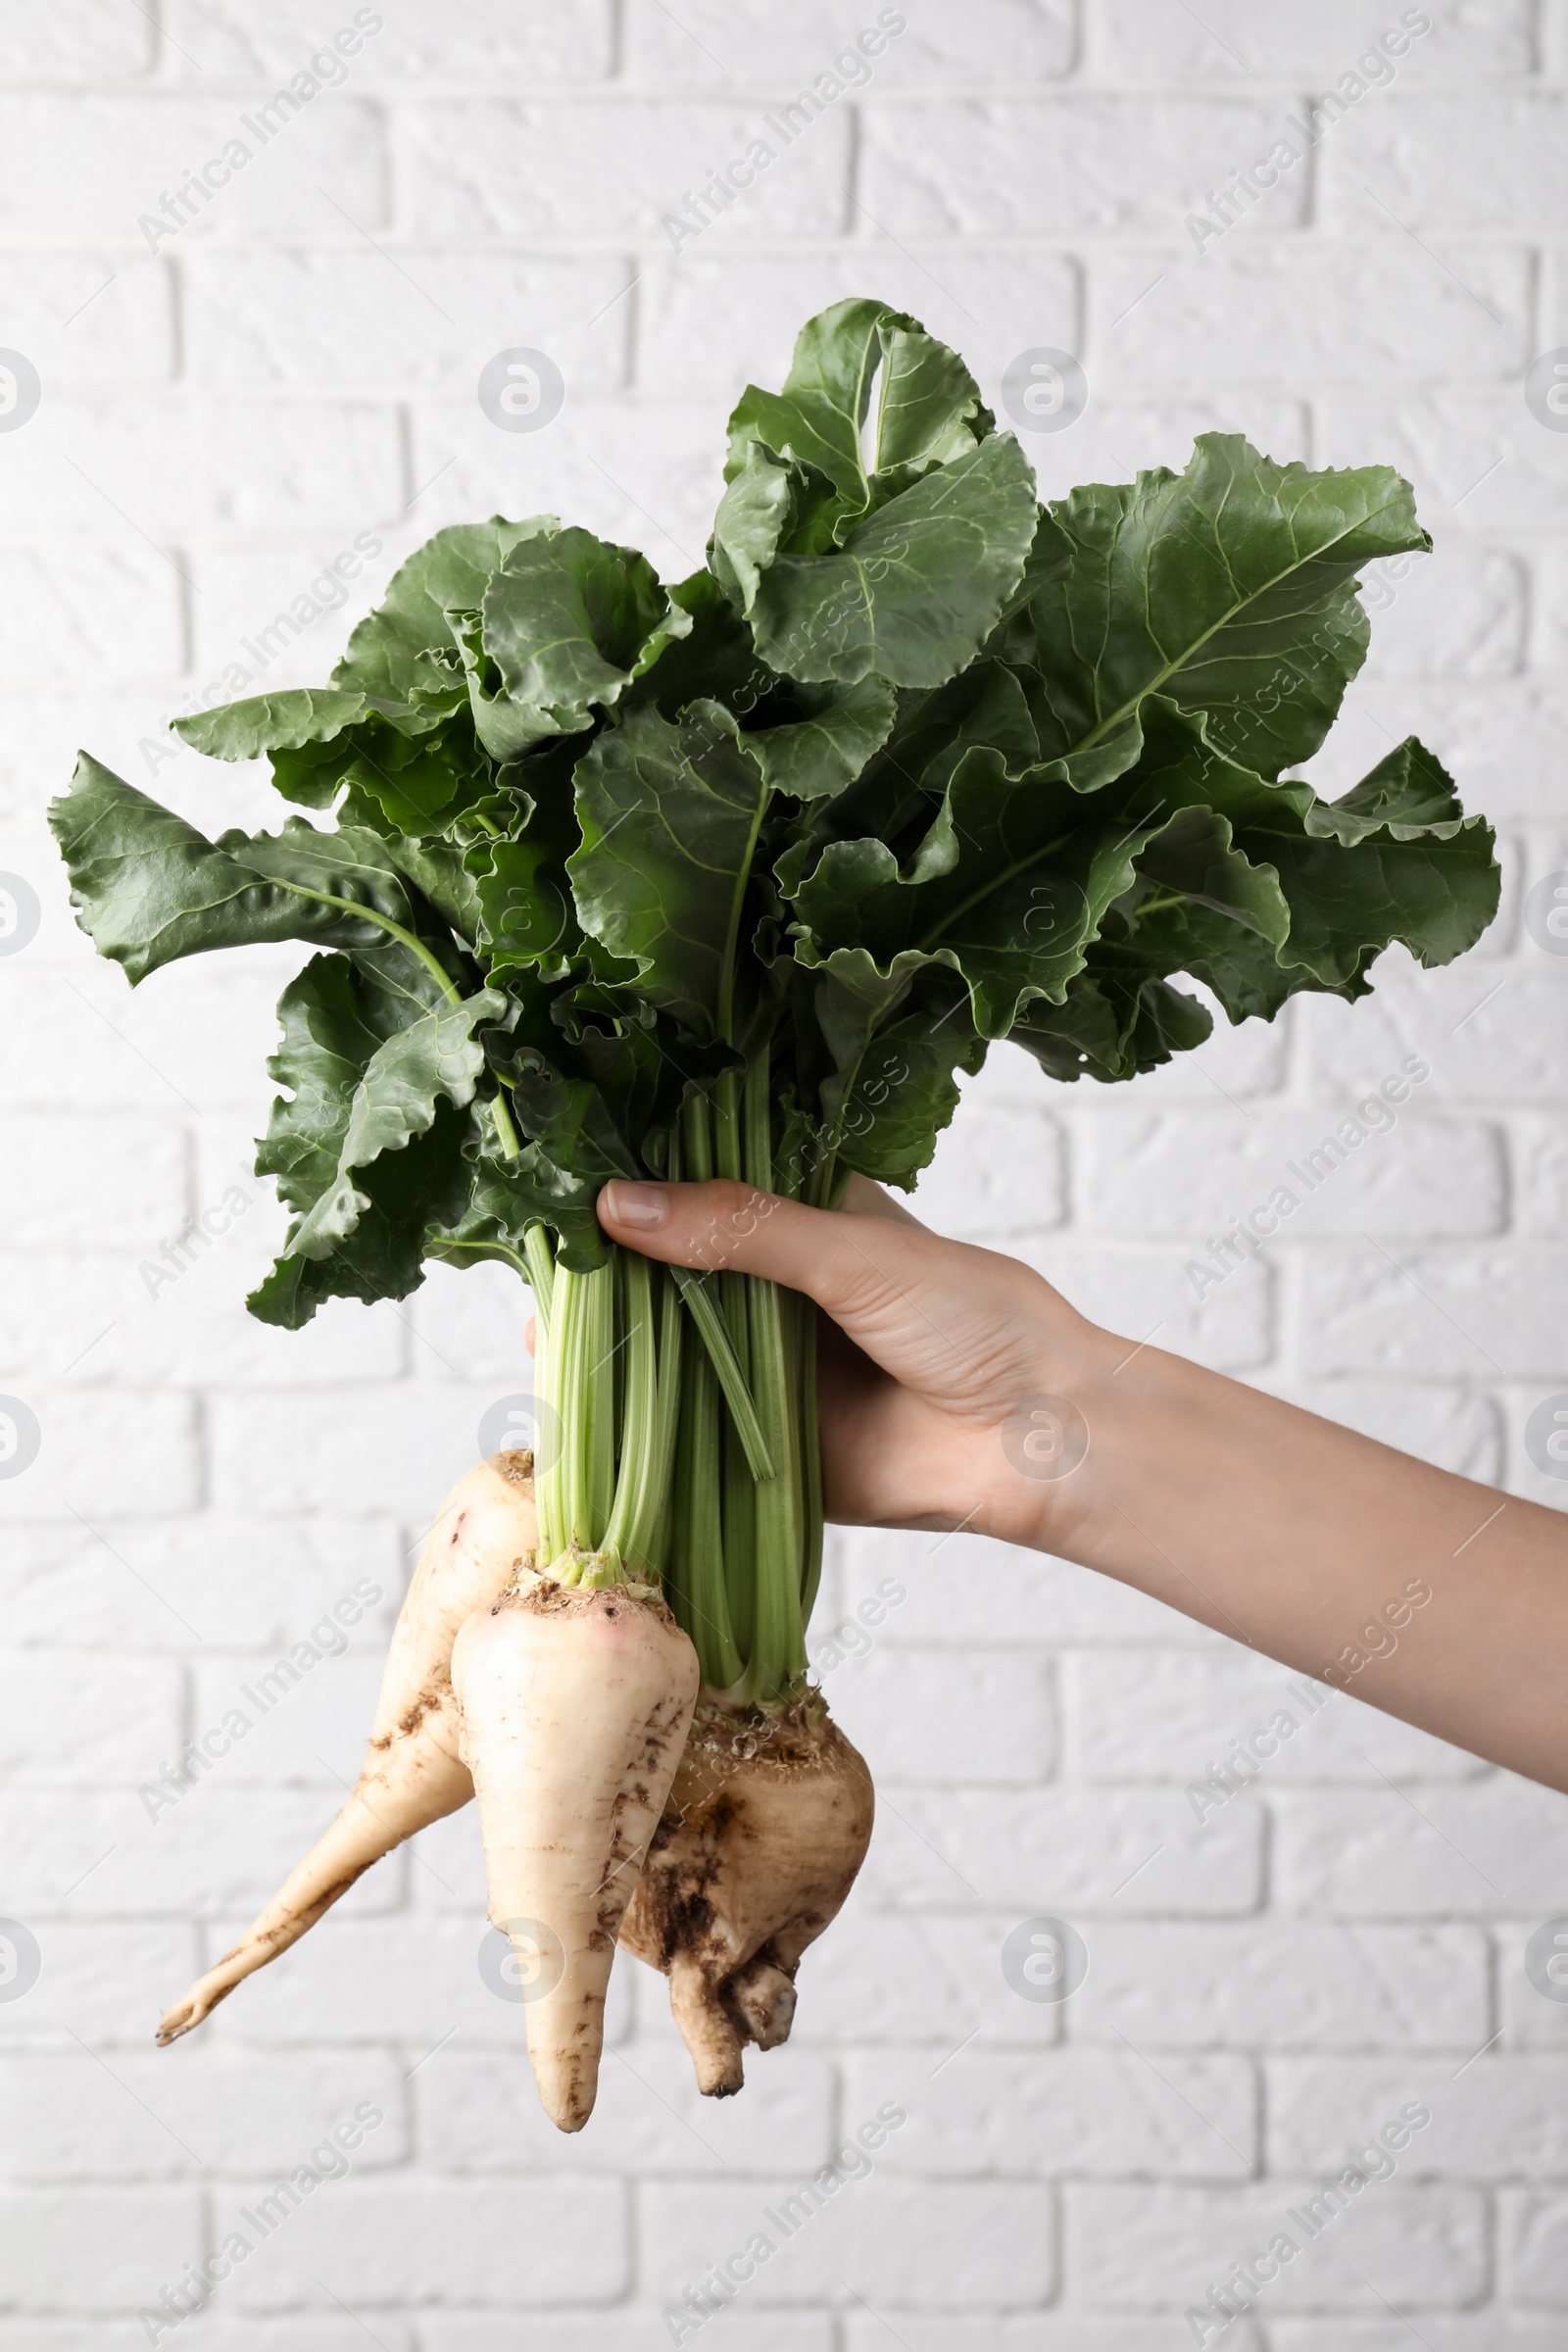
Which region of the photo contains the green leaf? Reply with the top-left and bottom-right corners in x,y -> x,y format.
791,738 -> 1164,1037
726,297 -> 917,504
476,527 -> 693,750
1008,970 -> 1213,1085
48,756 -> 451,986
870,323 -> 992,476
427,1136 -> 607,1277
740,433 -> 1039,688
747,676 -> 897,801
333,516 -> 557,702
172,688 -> 415,762
248,952 -> 476,1327
285,986 -> 503,1261
1016,436 -> 1430,777
568,701 -> 770,1041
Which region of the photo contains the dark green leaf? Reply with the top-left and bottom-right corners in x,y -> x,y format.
48,756 -> 448,985
568,701 -> 770,1041
740,433 -> 1039,688
333,516 -> 557,702
477,526 -> 692,749
1015,436 -> 1429,777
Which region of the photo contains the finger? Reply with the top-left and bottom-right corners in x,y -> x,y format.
840,1170 -> 927,1230
597,1177 -> 939,1325
524,1315 -> 536,1359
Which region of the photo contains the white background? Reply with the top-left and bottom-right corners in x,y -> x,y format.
2,1 -> 1568,2344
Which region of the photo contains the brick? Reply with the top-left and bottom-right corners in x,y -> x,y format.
1270,2054 -> 1568,2180
0,1115 -> 187,1250
1066,1651 -> 1482,1787
0,1646 -> 181,1785
422,2324 -> 830,2352
0,1921 -> 198,2051
787,1901 -> 1065,2049
1302,962 -> 1568,1106
1066,2180 -> 1486,2309
859,1785 -> 1262,1914
0,98 -> 386,237
399,101 -> 852,238
0,1514 -> 399,1653
1319,394 -> 1568,535
1500,1917 -> 1568,2050
1272,2324 -> 1564,2352
845,2327 -> 1265,2352
187,1647 -> 385,1788
406,401 -> 722,587
226,2178 -> 627,2308
185,250 -> 631,393
167,0 -> 612,80
0,1248 -> 402,1389
1326,97 -> 1568,231
1079,1108 -> 1503,1239
209,1382 -> 504,1516
863,99 -> 1310,236
8,397 -> 403,535
0,0 -> 153,74
1503,2188 -> 1568,2298
210,1902 -> 637,2054
0,1384 -> 198,1521
1359,548 -> 1528,679
1091,0 -> 1535,77
406,1259 -> 536,1389
1094,245 -> 1530,391
184,534 -> 394,693
909,1103 -> 1066,1237
640,2175 -> 1054,2306
419,2041 -> 835,2175
0,2048 -> 403,2180
832,1524 -> 1232,1645
1007,1237 -> 1274,1372
0,548 -> 183,689
0,958 -> 295,1112
0,2326 -> 418,2352
0,1785 -> 402,1919
1514,1118 -> 1568,1237
1294,1245 -> 1568,1380
625,1 -> 1075,84
823,1645 -> 1056,1784
1074,1922 -> 1487,2052
846,2045 -> 1257,2178
1019,398 -> 1311,514
988,1015 -> 1290,1108
0,254 -> 173,387
0,2186 -> 203,2309
1276,1783 -> 1568,1916
637,250 -> 1081,402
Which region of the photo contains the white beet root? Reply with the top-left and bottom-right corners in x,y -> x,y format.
451,1576 -> 699,2132
618,1700 -> 875,2096
155,1451 -> 538,2045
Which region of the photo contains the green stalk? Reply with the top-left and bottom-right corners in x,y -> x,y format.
602,1249 -> 659,1577
739,1048 -> 808,1701
797,1281 -> 825,1626
550,1258 -> 616,1567
711,1068 -> 758,1655
669,1304 -> 742,1688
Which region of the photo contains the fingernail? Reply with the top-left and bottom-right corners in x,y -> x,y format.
603,1181 -> 669,1230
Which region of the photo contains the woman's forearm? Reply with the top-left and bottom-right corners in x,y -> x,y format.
1047,1330 -> 1568,1793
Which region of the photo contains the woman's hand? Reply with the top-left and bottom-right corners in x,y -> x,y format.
595,1172 -> 1568,1795
596,1171 -> 1112,1554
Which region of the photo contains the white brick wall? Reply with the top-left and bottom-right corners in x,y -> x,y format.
1,1 -> 1566,2342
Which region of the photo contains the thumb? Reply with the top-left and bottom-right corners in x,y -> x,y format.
597,1177 -> 933,1325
